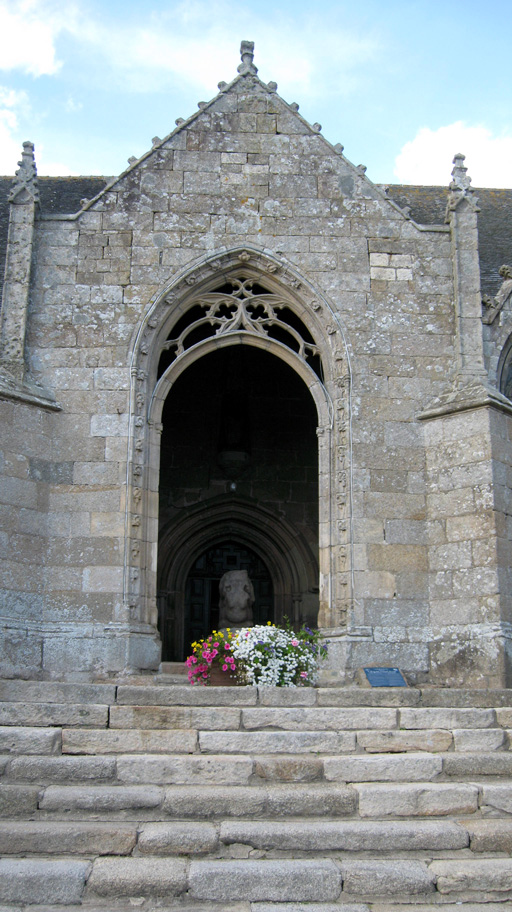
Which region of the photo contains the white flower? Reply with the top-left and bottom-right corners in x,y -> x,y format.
231,624 -> 322,687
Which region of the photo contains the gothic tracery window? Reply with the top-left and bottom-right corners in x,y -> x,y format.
157,277 -> 324,381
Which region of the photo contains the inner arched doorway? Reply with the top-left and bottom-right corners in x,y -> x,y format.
157,345 -> 319,660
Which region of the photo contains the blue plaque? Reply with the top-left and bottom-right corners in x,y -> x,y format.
363,666 -> 407,687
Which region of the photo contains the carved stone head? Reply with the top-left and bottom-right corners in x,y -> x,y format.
218,569 -> 254,628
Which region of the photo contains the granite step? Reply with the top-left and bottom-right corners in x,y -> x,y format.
5,749 -> 512,785
15,778 -> 511,821
0,820 -> 138,855
0,817 -> 473,857
1,697 -> 511,736
2,678 -> 512,709
2,683 -> 512,909
2,724 -> 509,758
34,783 -> 358,818
62,726 -> 487,754
0,701 -> 109,727
77,856 -> 512,903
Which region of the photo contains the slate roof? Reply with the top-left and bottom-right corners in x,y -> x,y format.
0,176 -> 511,296
0,176 -> 109,289
386,185 -> 512,295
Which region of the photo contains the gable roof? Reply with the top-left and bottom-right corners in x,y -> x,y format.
0,42 -> 511,298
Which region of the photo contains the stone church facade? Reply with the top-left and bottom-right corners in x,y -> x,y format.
1,42 -> 512,686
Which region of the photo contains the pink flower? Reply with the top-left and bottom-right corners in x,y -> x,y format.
300,671 -> 308,678
291,639 -> 299,647
222,664 -> 228,671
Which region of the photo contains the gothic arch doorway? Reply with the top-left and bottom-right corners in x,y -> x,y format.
156,346 -> 319,660
127,247 -> 353,654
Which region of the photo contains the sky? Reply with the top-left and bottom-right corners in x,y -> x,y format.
1,0 -> 512,187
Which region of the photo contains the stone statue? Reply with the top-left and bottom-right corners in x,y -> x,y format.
482,264 -> 512,324
218,569 -> 254,629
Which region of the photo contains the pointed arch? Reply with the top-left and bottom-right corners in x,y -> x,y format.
158,498 -> 319,658
125,246 -> 353,640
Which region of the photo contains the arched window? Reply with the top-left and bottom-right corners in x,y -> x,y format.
499,337 -> 512,400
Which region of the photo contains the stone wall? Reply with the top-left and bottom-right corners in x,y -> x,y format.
0,399 -> 53,677
0,55 -> 510,683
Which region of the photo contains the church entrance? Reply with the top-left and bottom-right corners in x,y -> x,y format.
156,344 -> 319,662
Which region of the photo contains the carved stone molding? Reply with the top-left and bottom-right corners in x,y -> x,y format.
127,246 -> 353,631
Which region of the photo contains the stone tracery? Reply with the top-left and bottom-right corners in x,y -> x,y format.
158,276 -> 323,380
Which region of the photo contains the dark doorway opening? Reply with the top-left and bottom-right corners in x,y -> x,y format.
157,344 -> 318,661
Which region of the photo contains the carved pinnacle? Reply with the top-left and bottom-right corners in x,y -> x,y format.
9,141 -> 39,205
238,40 -> 258,75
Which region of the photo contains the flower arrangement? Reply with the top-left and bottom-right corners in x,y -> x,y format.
185,629 -> 237,685
231,620 -> 328,687
185,620 -> 328,687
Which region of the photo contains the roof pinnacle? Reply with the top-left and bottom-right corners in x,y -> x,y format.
9,141 -> 39,205
450,153 -> 472,192
446,152 -> 479,217
238,40 -> 258,75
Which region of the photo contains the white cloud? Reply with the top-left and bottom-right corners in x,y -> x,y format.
35,156 -> 77,176
0,86 -> 29,173
64,96 -> 83,114
0,0 -> 74,77
394,121 -> 512,188
0,85 -> 77,175
68,4 -> 377,98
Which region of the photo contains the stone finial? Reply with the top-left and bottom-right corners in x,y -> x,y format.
334,143 -> 344,153
267,82 -> 278,93
447,152 -> 479,215
450,153 -> 471,191
238,40 -> 258,75
8,141 -> 39,205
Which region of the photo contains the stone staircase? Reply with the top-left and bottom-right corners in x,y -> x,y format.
1,677 -> 512,910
